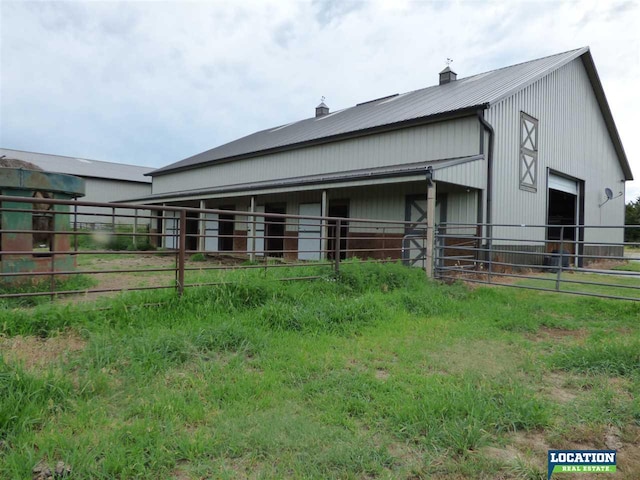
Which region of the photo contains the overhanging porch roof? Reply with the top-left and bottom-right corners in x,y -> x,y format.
123,154 -> 484,205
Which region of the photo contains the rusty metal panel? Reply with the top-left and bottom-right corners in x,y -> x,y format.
0,167 -> 85,196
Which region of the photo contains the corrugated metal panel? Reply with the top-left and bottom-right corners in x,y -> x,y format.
74,178 -> 152,224
153,117 -> 480,194
153,49 -> 587,175
487,58 -> 625,244
436,160 -> 486,190
446,192 -> 478,226
0,148 -> 153,183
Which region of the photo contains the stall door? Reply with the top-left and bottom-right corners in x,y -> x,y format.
402,195 -> 442,267
403,196 -> 428,267
203,213 -> 219,252
164,210 -> 179,249
298,203 -> 321,260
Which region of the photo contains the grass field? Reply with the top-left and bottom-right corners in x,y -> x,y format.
1,261 -> 639,479
612,261 -> 640,273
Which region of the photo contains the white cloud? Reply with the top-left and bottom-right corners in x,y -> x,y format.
1,0 -> 638,199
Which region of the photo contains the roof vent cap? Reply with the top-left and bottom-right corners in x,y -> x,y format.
315,96 -> 329,117
439,58 -> 457,85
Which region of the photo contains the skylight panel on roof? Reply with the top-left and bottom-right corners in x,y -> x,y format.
314,108 -> 346,121
378,92 -> 410,105
270,120 -> 302,132
356,94 -> 399,106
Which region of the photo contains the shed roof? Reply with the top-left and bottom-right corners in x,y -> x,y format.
150,47 -> 631,180
0,148 -> 153,183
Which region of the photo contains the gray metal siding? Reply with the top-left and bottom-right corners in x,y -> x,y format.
76,179 -> 152,224
487,58 -> 625,244
436,160 -> 486,190
153,117 -> 480,194
0,148 -> 153,183
446,191 -> 478,231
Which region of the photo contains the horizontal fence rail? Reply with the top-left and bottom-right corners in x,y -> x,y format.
435,222 -> 640,301
0,195 -> 431,304
2,195 -> 639,304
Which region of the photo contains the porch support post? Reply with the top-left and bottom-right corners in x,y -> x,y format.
198,200 -> 206,252
425,181 -> 437,278
321,190 -> 328,260
249,195 -> 256,262
161,202 -> 167,249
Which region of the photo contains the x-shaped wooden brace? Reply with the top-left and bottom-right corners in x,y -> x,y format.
521,153 -> 536,184
522,120 -> 536,151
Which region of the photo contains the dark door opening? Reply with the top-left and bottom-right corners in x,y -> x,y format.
186,211 -> 199,252
328,203 -> 349,260
265,204 -> 286,257
547,188 -> 577,254
218,205 -> 235,252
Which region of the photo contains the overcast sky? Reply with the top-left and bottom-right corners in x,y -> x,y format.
1,0 -> 639,200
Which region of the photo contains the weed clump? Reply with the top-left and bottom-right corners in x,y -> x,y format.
550,339 -> 640,376
0,360 -> 73,440
189,253 -> 207,262
390,375 -> 550,453
259,293 -> 388,335
338,260 -> 416,293
191,322 -> 264,356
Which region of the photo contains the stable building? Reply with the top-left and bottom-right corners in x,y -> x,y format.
135,47 -> 633,264
0,148 -> 153,226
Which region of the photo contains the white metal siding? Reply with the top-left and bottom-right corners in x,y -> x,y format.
153,117 -> 480,194
486,58 -> 625,244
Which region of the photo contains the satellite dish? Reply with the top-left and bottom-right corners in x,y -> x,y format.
605,188 -> 613,200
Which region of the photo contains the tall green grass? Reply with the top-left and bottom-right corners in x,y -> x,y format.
1,261 -> 639,478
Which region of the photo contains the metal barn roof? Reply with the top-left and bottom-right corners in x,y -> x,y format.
151,46 -> 630,179
0,148 -> 153,183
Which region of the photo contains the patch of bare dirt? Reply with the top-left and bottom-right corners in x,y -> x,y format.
545,372 -> 578,404
58,253 -> 253,305
582,259 -> 628,271
375,368 -> 389,381
530,326 -> 587,343
0,332 -> 86,370
433,339 -> 520,376
384,440 -> 424,474
170,460 -> 191,480
479,445 -> 523,464
486,426 -> 640,480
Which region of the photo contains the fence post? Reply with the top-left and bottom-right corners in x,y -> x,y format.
133,208 -> 138,250
488,238 -> 493,284
334,219 -> 341,275
177,209 -> 187,296
249,196 -> 256,262
73,200 -> 78,252
50,215 -> 55,302
425,181 -> 436,278
556,226 -> 565,291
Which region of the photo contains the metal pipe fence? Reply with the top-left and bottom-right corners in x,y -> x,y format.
2,195 -> 639,304
0,195 -> 430,302
435,222 -> 640,301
